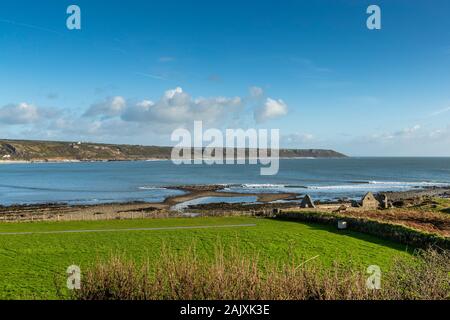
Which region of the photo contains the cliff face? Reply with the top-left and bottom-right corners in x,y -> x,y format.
0,139 -> 347,161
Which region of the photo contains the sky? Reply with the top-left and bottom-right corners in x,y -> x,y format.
0,0 -> 449,156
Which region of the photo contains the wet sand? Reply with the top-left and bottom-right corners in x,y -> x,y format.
162,185 -> 298,206
0,185 -> 298,222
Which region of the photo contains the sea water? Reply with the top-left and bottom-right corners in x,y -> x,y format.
0,157 -> 449,205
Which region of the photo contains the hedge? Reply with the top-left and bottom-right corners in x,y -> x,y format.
275,211 -> 450,250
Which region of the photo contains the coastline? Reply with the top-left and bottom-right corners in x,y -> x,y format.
0,158 -> 170,165
0,184 -> 448,238
0,156 -> 340,165
0,184 -> 298,211
1,184 -> 449,208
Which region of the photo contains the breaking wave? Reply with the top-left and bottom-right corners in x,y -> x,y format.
138,186 -> 167,190
229,181 -> 449,193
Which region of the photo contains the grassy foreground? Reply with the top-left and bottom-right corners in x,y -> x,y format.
75,248 -> 449,300
0,216 -> 413,299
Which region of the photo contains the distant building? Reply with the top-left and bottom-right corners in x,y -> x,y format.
300,194 -> 316,208
2,154 -> 11,159
361,192 -> 380,209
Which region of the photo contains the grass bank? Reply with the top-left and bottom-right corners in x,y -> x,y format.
73,247 -> 449,300
276,211 -> 450,250
0,216 -> 412,299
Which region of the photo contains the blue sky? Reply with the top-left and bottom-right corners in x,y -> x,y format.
0,0 -> 449,156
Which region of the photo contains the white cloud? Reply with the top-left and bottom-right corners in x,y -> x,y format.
53,118 -> 140,137
83,96 -> 126,118
0,102 -> 59,124
0,103 -> 39,124
341,124 -> 450,156
358,124 -> 450,146
3,87 -> 291,144
254,98 -> 288,123
119,87 -> 243,131
372,124 -> 421,141
401,124 -> 421,134
136,100 -> 154,108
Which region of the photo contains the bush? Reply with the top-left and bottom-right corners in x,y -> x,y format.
275,211 -> 450,250
72,247 -> 449,300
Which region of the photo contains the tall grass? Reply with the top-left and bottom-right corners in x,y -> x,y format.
72,246 -> 449,300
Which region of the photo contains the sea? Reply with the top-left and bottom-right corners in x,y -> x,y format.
0,157 -> 449,206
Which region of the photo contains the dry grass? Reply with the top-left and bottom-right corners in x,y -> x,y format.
72,246 -> 449,300
338,208 -> 450,237
276,211 -> 450,249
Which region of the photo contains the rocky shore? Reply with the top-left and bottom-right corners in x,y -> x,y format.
384,186 -> 450,201
0,186 -> 448,237
0,184 -> 448,215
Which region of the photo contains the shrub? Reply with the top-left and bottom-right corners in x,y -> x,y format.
72,247 -> 449,300
275,211 -> 450,250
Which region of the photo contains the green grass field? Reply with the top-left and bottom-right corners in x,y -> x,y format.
0,216 -> 414,299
